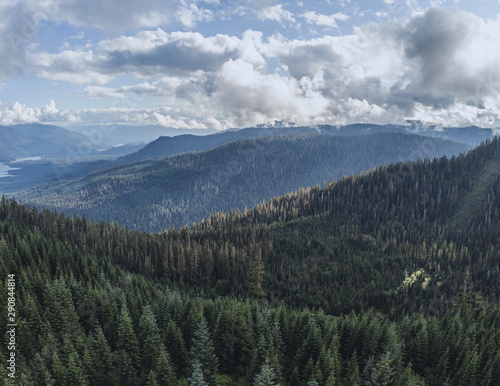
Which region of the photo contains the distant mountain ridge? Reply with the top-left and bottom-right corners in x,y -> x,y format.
0,123 -> 93,161
18,132 -> 470,232
0,122 -> 493,194
118,123 -> 493,165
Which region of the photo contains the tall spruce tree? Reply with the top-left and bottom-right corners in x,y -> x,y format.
189,318 -> 219,386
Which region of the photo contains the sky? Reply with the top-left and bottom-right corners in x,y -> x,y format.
0,0 -> 500,131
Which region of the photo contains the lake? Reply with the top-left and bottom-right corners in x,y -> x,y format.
0,163 -> 19,178
0,157 -> 41,178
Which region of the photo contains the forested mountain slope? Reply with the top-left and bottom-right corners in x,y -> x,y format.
0,138 -> 499,385
119,124 -> 491,164
18,133 -> 468,232
0,124 -> 92,162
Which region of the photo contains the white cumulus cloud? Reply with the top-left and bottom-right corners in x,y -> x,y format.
0,100 -> 79,125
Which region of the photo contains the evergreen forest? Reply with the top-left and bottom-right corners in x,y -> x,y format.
17,133 -> 468,232
1,137 -> 500,385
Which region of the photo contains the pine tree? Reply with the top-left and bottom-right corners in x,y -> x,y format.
32,353 -> 55,385
64,351 -> 87,385
294,314 -> 323,372
164,319 -> 189,375
373,351 -> 395,386
346,349 -> 361,385
112,350 -> 139,385
401,363 -> 425,386
23,293 -> 43,354
90,325 -> 113,385
117,304 -> 140,368
138,305 -> 163,372
157,346 -> 176,386
248,251 -> 265,301
51,350 -> 65,385
189,318 -> 219,386
146,370 -> 160,386
253,357 -> 279,386
189,361 -> 208,386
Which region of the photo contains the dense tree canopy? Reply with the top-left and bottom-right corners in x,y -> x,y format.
18,133 -> 468,232
0,137 -> 499,384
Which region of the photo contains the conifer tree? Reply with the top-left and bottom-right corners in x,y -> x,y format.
164,319 -> 189,375
64,351 -> 87,385
32,353 -> 55,386
373,351 -> 395,386
146,370 -> 160,386
156,346 -> 176,386
89,325 -> 113,385
51,351 -> 65,385
138,305 -> 163,372
189,361 -> 208,386
253,356 -> 280,386
190,318 -> 219,386
249,251 -> 265,301
117,304 -> 140,368
113,350 -> 138,385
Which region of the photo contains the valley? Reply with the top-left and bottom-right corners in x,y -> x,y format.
0,135 -> 499,384
2,2 -> 500,384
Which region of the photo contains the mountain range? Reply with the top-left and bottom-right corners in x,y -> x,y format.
119,123 -> 492,165
18,132 -> 469,232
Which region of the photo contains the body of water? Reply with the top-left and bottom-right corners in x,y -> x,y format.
0,163 -> 19,178
0,157 -> 41,178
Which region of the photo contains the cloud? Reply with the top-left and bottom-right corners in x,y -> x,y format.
153,113 -> 207,129
256,5 -> 295,23
210,58 -> 329,126
66,7 -> 500,128
0,1 -> 38,78
30,30 -> 241,82
262,7 -> 500,126
0,0 -> 234,79
102,31 -> 241,76
176,1 -> 214,28
301,11 -> 349,28
78,86 -> 127,99
32,50 -> 113,84
43,0 -> 174,31
400,7 -> 500,109
6,5 -> 500,129
0,100 -> 79,125
79,78 -> 185,99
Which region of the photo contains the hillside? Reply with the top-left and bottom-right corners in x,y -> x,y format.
118,123 -> 491,165
0,137 -> 499,384
18,133 -> 469,232
0,124 -> 93,161
118,126 -> 330,164
0,126 -> 33,161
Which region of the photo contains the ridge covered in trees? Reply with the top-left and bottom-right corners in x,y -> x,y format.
17,133 -> 468,232
1,137 -> 500,384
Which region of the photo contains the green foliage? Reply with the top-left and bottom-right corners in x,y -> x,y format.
189,361 -> 208,386
253,357 -> 279,386
189,319 -> 219,386
0,137 -> 499,385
